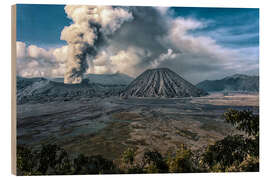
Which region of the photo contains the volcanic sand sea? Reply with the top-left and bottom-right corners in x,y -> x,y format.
17,92 -> 259,160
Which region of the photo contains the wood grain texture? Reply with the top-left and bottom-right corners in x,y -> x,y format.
11,4 -> 16,175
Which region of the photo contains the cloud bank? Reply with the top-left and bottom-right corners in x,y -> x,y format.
16,6 -> 259,84
16,41 -> 67,77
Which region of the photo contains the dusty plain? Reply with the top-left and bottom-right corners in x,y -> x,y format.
17,92 -> 259,161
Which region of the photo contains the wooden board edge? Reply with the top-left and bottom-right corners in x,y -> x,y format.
11,4 -> 17,175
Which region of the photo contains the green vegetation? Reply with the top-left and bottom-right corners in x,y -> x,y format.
142,150 -> 168,173
17,144 -> 119,175
224,109 -> 259,136
121,147 -> 135,166
201,109 -> 259,172
72,154 -> 117,174
17,109 -> 259,175
166,144 -> 195,173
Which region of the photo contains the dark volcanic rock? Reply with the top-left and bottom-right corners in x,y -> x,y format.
196,74 -> 259,92
16,76 -> 126,104
120,68 -> 208,98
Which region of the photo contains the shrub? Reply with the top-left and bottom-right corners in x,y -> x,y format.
17,145 -> 37,175
225,155 -> 259,172
224,109 -> 259,136
142,149 -> 168,173
202,109 -> 259,172
202,135 -> 249,170
121,148 -> 135,166
73,154 -> 116,174
36,144 -> 72,174
167,144 -> 194,173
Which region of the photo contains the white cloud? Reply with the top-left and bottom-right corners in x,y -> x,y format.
86,46 -> 146,76
16,7 -> 258,84
172,17 -> 206,32
16,41 -> 66,78
27,44 -> 53,59
150,49 -> 178,68
16,41 -> 27,59
110,47 -> 143,77
53,46 -> 69,63
93,51 -> 109,66
155,6 -> 169,15
151,16 -> 259,83
99,6 -> 133,35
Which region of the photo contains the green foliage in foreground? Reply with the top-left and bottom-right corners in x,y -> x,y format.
224,109 -> 259,136
201,135 -> 259,172
17,109 -> 259,175
121,147 -> 135,166
73,154 -> 117,174
201,109 -> 259,172
167,144 -> 194,173
17,144 -> 119,175
142,149 -> 168,173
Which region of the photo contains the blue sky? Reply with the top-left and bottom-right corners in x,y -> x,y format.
17,5 -> 259,50
16,5 -> 259,82
171,7 -> 259,49
16,4 -> 70,48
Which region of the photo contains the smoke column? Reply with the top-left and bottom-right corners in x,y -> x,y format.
61,5 -> 133,84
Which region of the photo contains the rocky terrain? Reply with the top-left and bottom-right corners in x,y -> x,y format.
121,68 -> 207,98
16,70 -> 259,163
17,76 -> 126,104
17,68 -> 208,104
196,74 -> 259,92
17,93 -> 259,161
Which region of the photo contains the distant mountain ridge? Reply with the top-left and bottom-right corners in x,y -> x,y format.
121,68 -> 208,98
16,76 -> 127,104
196,74 -> 259,92
51,73 -> 133,85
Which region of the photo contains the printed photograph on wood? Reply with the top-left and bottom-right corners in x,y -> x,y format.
14,4 -> 259,175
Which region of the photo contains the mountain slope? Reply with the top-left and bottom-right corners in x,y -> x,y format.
16,76 -> 126,104
120,68 -> 207,98
51,73 -> 133,85
196,74 -> 259,92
